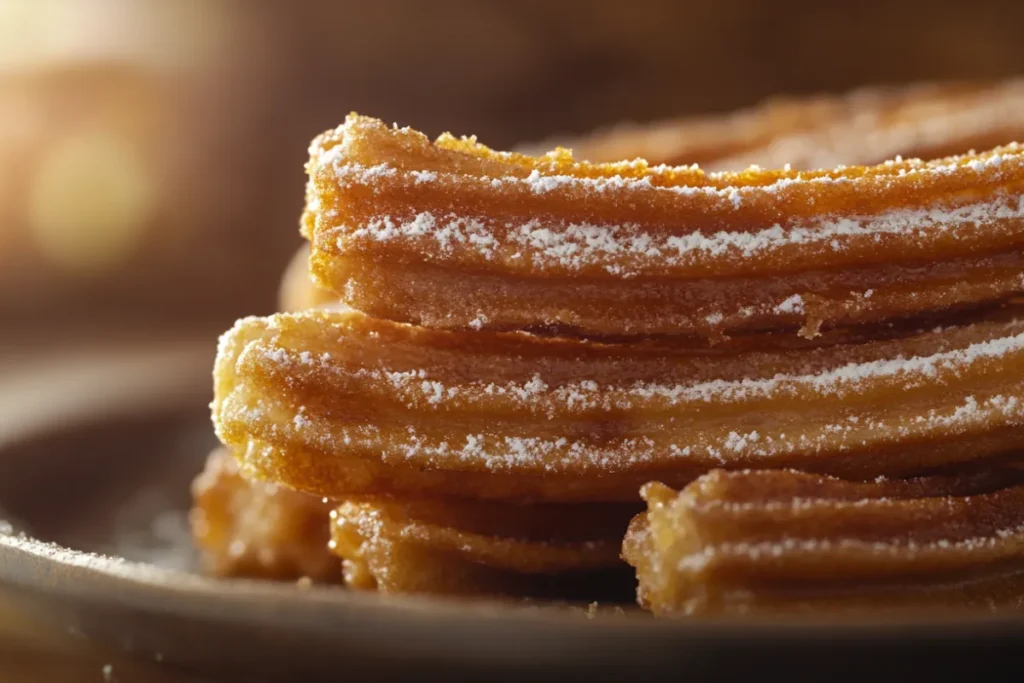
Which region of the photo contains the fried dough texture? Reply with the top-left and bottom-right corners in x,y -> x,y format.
303,113 -> 1024,339
623,468 -> 1024,616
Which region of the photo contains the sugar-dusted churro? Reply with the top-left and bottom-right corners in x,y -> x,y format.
213,307 -> 1024,503
544,80 -> 1024,171
303,114 -> 1024,339
623,468 -> 1024,616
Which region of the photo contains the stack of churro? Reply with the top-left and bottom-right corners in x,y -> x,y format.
191,80 -> 1024,615
539,79 -> 1024,171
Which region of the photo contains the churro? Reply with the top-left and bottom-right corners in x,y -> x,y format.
189,447 -> 339,582
197,85 -> 1024,609
332,496 -> 635,598
213,307 -> 1024,503
623,468 -> 1024,615
547,80 -> 1024,171
303,114 -> 1024,339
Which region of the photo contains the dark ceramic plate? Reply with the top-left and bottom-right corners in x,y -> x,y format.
0,343 -> 1022,682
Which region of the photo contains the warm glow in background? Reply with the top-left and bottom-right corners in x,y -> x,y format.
1,0 -> 1022,345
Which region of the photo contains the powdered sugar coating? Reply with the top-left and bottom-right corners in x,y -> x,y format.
245,324 -> 1024,413
212,310 -> 1024,500
309,114 -> 1024,283
327,195 -> 1024,277
301,115 -> 1024,340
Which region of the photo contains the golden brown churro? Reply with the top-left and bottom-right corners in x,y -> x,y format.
303,114 -> 1024,340
189,448 -> 339,582
520,82 -> 906,167
331,497 -> 635,598
623,469 -> 1024,616
196,81 -> 1024,608
189,450 -> 637,596
213,307 -> 1024,503
547,80 -> 1024,171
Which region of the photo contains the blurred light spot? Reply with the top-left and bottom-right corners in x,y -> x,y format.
29,130 -> 156,274
0,0 -> 233,72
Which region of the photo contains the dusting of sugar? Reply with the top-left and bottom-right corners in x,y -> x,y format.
675,522 -> 1024,573
775,294 -> 805,315
252,326 -> 1024,412
421,380 -> 445,404
233,387 -> 1024,473
727,188 -> 742,208
227,316 -> 1024,474
330,162 -> 396,187
704,312 -> 724,325
327,142 -> 1021,203
293,407 -> 311,430
330,194 -> 1024,277
320,131 -> 1024,278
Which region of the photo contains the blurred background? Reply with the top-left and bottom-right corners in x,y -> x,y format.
0,3 -> 1022,678
1,0 -> 1023,346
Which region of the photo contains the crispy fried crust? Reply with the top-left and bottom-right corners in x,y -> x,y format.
200,82 -> 1024,607
189,447 -> 339,581
303,113 -> 1024,339
622,468 -> 1024,616
213,307 -> 1024,502
537,80 -> 1024,171
331,496 -> 636,598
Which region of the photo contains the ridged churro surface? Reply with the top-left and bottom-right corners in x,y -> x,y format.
304,113 -> 1024,338
546,80 -> 1024,171
622,468 -> 1024,616
331,496 -> 635,598
213,307 -> 1024,502
198,80 -> 1024,608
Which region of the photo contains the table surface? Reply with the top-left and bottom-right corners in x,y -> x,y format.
0,601 -> 214,683
0,338 -> 221,682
